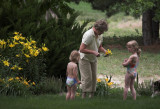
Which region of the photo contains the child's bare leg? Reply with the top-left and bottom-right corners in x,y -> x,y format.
66,86 -> 71,100
123,73 -> 130,100
123,87 -> 128,100
130,78 -> 136,100
71,85 -> 77,100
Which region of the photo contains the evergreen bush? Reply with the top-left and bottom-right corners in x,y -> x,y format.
0,0 -> 89,79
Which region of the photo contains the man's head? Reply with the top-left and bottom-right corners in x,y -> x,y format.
94,20 -> 108,35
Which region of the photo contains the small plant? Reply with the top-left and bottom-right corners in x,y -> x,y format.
0,77 -> 36,96
136,80 -> 152,96
95,75 -> 114,96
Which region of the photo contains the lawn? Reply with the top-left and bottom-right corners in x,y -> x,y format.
0,95 -> 159,109
97,48 -> 160,77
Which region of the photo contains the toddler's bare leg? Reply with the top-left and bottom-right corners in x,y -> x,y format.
71,85 -> 77,100
66,86 -> 71,100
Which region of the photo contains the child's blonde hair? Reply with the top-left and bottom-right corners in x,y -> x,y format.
127,40 -> 141,57
69,50 -> 80,63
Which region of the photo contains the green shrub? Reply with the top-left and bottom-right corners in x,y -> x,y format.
0,32 -> 48,82
0,0 -> 89,79
103,35 -> 143,47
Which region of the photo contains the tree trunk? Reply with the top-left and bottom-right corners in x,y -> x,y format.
152,20 -> 159,44
151,9 -> 159,44
142,10 -> 159,46
142,10 -> 153,46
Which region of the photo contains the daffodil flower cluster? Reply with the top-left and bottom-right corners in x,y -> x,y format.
105,49 -> 112,56
0,32 -> 48,86
95,75 -> 114,96
6,77 -> 36,87
0,76 -> 36,96
0,32 -> 49,69
0,32 -> 49,59
97,77 -> 114,86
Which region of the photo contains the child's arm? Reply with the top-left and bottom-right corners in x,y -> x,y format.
73,65 -> 81,84
122,55 -> 134,67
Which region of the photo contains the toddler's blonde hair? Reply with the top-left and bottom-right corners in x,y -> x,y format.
127,40 -> 141,57
69,50 -> 80,63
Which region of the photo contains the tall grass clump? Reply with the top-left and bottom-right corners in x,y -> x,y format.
32,77 -> 63,95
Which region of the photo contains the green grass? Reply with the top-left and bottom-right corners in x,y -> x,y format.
0,94 -> 160,109
97,48 -> 160,77
67,2 -> 106,21
68,1 -> 142,37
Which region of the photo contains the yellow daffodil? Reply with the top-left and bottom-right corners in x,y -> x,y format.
8,78 -> 13,81
24,43 -> 29,46
32,45 -> 36,49
105,78 -> 109,82
105,51 -> 109,55
24,54 -> 30,58
33,50 -> 39,57
42,47 -> 49,52
16,54 -> 20,57
97,78 -> 101,82
19,41 -> 25,45
105,49 -> 112,55
32,82 -> 36,86
9,43 -> 15,48
11,66 -> 16,70
29,49 -> 34,55
15,77 -> 20,80
0,39 -> 6,45
14,32 -> 19,35
27,46 -> 32,49
3,60 -> 10,66
31,40 -> 36,44
107,49 -> 112,55
19,36 -> 25,40
11,65 -> 23,70
18,67 -> 23,70
13,35 -> 20,40
107,82 -> 114,86
23,80 -> 29,87
13,41 -> 19,45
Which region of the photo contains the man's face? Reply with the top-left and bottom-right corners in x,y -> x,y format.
96,30 -> 104,35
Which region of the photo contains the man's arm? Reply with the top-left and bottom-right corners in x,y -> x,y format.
79,43 -> 100,57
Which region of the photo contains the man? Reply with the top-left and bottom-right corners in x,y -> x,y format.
79,20 -> 108,98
